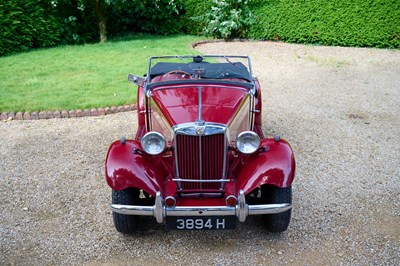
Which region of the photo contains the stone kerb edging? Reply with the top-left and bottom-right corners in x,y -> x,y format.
0,104 -> 137,121
191,39 -> 224,48
191,39 -> 259,49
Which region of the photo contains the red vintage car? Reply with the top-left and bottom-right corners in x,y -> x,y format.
105,55 -> 295,233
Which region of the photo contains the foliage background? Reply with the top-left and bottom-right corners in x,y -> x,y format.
0,0 -> 185,56
180,0 -> 213,35
247,0 -> 400,49
0,0 -> 399,57
201,0 -> 256,39
0,0 -> 60,56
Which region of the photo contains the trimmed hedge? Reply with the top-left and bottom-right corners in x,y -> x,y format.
248,0 -> 400,48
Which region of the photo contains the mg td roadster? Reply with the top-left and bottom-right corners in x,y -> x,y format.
105,55 -> 295,233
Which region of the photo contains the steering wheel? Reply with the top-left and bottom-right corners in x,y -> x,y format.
165,70 -> 191,76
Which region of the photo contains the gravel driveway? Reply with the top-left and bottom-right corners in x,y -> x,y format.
1,42 -> 399,265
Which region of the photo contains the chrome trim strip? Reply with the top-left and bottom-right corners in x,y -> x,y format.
199,135 -> 203,188
247,56 -> 253,77
173,122 -> 227,136
197,86 -> 203,123
147,94 -> 153,132
179,192 -> 223,198
167,206 -> 235,216
172,178 -> 231,183
173,134 -> 181,189
198,87 -> 203,187
149,55 -> 252,60
110,190 -> 292,224
248,204 -> 292,215
221,133 -> 228,188
146,79 -> 254,90
111,205 -> 154,216
248,93 -> 252,130
250,92 -> 256,131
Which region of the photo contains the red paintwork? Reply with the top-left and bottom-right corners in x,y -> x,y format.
105,71 -> 295,204
235,138 -> 295,192
151,84 -> 249,126
105,140 -> 168,195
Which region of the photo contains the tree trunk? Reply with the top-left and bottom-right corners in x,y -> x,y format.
99,18 -> 107,43
94,0 -> 107,43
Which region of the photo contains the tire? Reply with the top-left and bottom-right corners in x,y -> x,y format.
112,188 -> 140,234
261,185 -> 292,232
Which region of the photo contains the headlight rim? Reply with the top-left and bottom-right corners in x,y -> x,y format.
235,131 -> 260,154
140,131 -> 166,155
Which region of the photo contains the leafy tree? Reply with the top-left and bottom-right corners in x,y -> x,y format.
94,0 -> 114,43
200,0 -> 256,39
53,0 -> 123,43
53,0 -> 183,43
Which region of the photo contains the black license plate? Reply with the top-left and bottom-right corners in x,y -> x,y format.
165,216 -> 236,230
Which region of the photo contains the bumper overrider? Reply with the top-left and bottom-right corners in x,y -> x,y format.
110,190 -> 292,223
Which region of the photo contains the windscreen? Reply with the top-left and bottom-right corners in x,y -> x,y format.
148,56 -> 253,82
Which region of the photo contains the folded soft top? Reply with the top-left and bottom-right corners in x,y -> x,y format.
150,62 -> 252,81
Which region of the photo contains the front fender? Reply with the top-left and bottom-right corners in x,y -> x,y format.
105,140 -> 167,196
236,138 -> 295,194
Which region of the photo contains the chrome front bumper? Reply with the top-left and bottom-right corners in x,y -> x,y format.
110,190 -> 292,223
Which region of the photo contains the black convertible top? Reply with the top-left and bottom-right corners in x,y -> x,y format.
150,62 -> 252,81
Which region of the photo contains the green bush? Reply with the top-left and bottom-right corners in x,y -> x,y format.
180,0 -> 213,35
135,0 -> 185,35
248,0 -> 400,48
0,0 -> 60,56
54,0 -> 185,43
52,0 -> 99,44
0,0 -> 186,56
201,0 -> 256,39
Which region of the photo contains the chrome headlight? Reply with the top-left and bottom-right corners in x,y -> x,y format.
140,131 -> 166,155
235,131 -> 260,154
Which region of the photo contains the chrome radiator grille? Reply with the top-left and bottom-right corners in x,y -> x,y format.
175,133 -> 226,193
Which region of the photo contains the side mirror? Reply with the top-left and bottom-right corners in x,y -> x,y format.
128,74 -> 144,86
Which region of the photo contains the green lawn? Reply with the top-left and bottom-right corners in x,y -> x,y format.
0,35 -> 205,112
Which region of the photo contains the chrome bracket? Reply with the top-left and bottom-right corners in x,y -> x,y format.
236,190 -> 249,222
154,191 -> 165,223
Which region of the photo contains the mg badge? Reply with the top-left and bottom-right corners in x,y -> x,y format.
196,126 -> 205,136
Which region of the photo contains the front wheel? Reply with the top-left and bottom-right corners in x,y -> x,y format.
112,188 -> 140,234
261,185 -> 292,232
